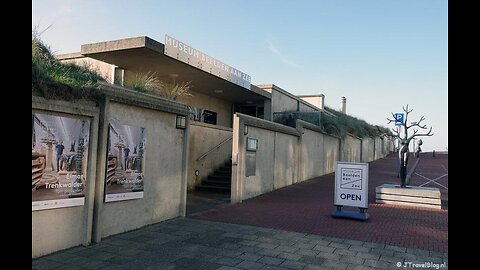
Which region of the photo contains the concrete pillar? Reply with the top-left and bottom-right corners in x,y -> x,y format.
318,94 -> 325,110
263,99 -> 272,121
340,96 -> 346,114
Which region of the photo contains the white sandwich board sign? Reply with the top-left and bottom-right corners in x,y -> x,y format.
334,162 -> 369,208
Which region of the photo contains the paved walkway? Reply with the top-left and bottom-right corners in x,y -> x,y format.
33,218 -> 447,270
33,153 -> 448,269
408,153 -> 448,206
193,153 -> 448,253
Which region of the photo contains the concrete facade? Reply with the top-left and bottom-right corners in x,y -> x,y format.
296,121 -> 329,182
177,90 -> 233,128
323,134 -> 340,175
243,126 -> 277,199
257,84 -> 322,118
32,97 -> 100,258
187,122 -> 232,190
340,134 -> 362,163
94,100 -> 187,240
32,84 -> 190,258
375,137 -> 385,160
298,94 -> 325,110
361,137 -> 375,163
57,53 -> 115,84
273,132 -> 297,189
231,113 -> 391,203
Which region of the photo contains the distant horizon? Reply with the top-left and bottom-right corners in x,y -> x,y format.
33,0 -> 447,151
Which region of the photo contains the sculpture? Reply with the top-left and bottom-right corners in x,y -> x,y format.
387,105 -> 433,187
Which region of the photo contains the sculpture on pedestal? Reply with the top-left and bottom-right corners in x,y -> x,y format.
387,105 -> 433,187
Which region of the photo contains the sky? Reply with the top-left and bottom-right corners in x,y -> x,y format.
32,0 -> 448,152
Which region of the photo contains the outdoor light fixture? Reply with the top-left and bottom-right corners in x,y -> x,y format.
246,137 -> 258,152
244,125 -> 248,135
176,115 -> 186,129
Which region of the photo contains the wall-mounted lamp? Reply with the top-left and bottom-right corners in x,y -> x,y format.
246,137 -> 258,152
244,125 -> 248,135
176,115 -> 186,129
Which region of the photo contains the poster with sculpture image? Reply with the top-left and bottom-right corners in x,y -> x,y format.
104,120 -> 146,202
32,113 -> 90,211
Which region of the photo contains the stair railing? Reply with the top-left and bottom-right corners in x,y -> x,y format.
196,135 -> 233,162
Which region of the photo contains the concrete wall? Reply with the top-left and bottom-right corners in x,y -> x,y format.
231,113 -> 392,203
323,134 -> 340,174
95,100 -> 186,239
58,55 -> 233,128
177,90 -> 232,128
187,122 -> 232,190
340,134 -> 362,163
271,88 -> 298,112
299,127 -> 324,182
242,126 -> 276,200
299,95 -> 324,110
58,54 -> 114,84
32,84 -> 190,258
361,137 -> 375,162
374,137 -> 384,160
273,132 -> 297,189
32,97 -> 100,258
231,114 -> 300,202
299,102 -> 317,112
257,84 -> 322,117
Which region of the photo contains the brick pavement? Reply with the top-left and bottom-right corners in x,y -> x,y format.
32,218 -> 448,269
33,153 -> 448,269
193,153 -> 448,253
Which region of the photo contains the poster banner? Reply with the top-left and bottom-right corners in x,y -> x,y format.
104,121 -> 146,202
32,113 -> 90,211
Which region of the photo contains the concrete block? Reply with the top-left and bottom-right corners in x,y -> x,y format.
375,184 -> 441,209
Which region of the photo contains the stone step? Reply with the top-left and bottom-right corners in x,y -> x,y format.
196,185 -> 230,194
213,171 -> 231,177
208,175 -> 230,182
375,184 -> 441,209
202,180 -> 231,188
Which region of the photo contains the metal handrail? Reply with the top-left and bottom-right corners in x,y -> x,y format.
196,135 -> 233,161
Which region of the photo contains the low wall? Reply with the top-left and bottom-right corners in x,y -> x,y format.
231,114 -> 392,203
298,127 -> 324,181
361,137 -> 375,162
231,113 -> 300,202
323,134 -> 340,174
32,97 -> 100,258
375,137 -> 385,159
32,84 -> 190,258
273,132 -> 297,189
94,99 -> 187,240
187,122 -> 232,190
242,125 -> 276,199
341,134 -> 362,163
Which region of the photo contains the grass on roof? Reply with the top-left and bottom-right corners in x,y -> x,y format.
32,32 -> 105,100
274,107 -> 391,138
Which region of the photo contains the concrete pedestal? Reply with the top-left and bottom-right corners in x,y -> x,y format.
376,184 -> 441,209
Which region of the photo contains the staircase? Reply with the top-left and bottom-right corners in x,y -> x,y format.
196,159 -> 232,194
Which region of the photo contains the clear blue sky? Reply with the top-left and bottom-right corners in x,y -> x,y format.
32,0 -> 448,151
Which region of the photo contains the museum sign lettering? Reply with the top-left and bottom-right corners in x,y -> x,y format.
164,34 -> 251,89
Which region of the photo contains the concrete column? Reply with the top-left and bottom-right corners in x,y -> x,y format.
318,94 -> 325,110
340,97 -> 346,114
263,99 -> 272,121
